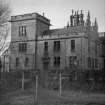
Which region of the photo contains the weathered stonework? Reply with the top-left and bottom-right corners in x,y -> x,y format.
10,11 -> 102,74
10,13 -> 50,71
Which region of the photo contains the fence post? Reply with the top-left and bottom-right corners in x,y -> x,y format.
22,70 -> 24,90
59,70 -> 62,96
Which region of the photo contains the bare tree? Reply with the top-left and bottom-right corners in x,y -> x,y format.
0,0 -> 10,25
0,0 -> 11,56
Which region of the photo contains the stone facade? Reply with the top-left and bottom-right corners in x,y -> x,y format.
10,13 -> 50,71
10,11 -> 102,74
99,32 -> 105,70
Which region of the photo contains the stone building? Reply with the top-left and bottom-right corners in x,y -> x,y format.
37,11 -> 102,72
10,11 -> 103,83
10,13 -> 50,71
99,32 -> 105,70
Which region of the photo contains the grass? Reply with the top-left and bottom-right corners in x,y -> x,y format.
1,85 -> 105,105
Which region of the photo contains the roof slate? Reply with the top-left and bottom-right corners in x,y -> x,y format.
43,26 -> 86,36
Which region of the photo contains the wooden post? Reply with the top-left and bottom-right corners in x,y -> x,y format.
59,71 -> 62,96
22,71 -> 24,90
35,74 -> 38,103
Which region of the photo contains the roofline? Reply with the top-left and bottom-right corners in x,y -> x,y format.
10,12 -> 50,22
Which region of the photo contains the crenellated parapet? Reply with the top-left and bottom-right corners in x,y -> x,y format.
10,13 -> 50,26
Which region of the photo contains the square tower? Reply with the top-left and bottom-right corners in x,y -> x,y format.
10,13 -> 50,71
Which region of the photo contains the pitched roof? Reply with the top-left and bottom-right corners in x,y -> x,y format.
43,26 -> 86,36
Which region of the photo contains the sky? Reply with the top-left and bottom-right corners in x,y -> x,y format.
9,0 -> 105,32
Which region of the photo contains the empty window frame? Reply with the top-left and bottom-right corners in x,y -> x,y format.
71,40 -> 75,51
54,56 -> 60,67
44,42 -> 48,52
54,41 -> 60,52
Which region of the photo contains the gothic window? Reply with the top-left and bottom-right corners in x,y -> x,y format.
54,41 -> 60,52
19,26 -> 26,36
71,40 -> 75,52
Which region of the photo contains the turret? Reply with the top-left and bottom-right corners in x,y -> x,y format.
86,11 -> 91,26
86,11 -> 91,30
93,18 -> 98,31
79,10 -> 84,26
74,11 -> 77,26
76,11 -> 79,26
70,10 -> 74,26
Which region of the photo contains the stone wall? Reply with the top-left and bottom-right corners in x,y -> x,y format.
10,13 -> 50,71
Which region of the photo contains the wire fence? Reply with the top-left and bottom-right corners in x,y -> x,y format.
0,68 -> 105,95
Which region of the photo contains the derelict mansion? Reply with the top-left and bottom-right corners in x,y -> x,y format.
10,10 -> 103,72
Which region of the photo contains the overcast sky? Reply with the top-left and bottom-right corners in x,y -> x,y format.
10,0 -> 105,32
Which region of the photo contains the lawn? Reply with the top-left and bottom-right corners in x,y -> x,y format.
1,86 -> 105,105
